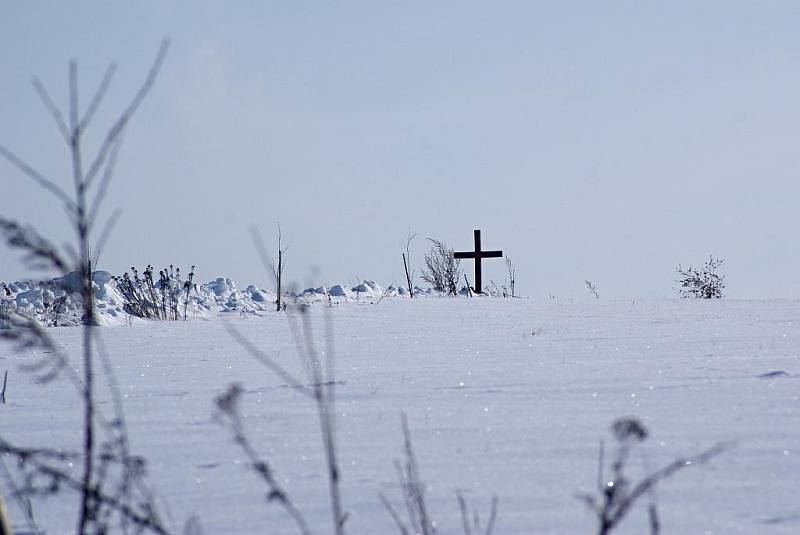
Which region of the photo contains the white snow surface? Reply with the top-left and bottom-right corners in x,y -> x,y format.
1,298 -> 799,534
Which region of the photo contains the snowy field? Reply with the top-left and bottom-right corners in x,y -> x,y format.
1,297 -> 799,534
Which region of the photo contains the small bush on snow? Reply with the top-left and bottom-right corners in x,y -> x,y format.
114,264 -> 195,320
676,256 -> 725,299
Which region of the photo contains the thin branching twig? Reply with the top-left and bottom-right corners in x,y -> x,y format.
0,38 -> 171,535
579,418 -> 727,535
224,303 -> 346,533
214,384 -> 311,535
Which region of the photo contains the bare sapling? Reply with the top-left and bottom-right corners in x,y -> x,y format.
250,223 -> 289,312
0,40 -> 172,534
403,230 -> 416,298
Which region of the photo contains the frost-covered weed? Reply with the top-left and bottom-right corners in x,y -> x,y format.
676,256 -> 725,299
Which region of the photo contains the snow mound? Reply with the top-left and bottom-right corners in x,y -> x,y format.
1,271 -> 127,326
351,280 -> 382,295
189,279 -> 276,316
328,285 -> 350,297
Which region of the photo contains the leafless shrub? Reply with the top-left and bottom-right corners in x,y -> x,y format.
676,256 -> 725,299
250,224 -> 289,312
381,415 -> 498,535
0,40 -> 171,534
505,257 -> 516,298
422,239 -> 461,296
578,417 -> 726,535
585,280 -> 599,300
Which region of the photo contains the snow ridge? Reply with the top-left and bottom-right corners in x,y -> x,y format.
0,273 -> 447,326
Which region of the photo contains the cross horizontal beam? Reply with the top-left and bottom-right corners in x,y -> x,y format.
454,250 -> 502,259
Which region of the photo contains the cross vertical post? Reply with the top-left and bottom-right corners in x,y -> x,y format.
454,229 -> 503,294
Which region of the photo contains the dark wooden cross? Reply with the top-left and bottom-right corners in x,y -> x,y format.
454,229 -> 502,294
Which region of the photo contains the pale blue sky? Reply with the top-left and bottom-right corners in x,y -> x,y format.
2,2 -> 800,297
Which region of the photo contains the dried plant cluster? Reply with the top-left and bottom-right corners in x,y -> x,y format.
422,239 -> 461,296
676,256 -> 726,299
113,264 -> 195,320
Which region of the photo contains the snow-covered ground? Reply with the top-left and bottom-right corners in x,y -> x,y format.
1,297 -> 799,534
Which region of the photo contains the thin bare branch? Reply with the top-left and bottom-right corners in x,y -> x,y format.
84,39 -> 169,189
62,241 -> 79,266
248,226 -> 272,273
223,323 -> 311,397
0,218 -> 69,273
0,146 -> 75,209
88,135 -> 123,228
380,493 -> 410,535
301,309 -> 345,534
69,61 -> 79,138
79,63 -> 118,134
214,383 -> 311,535
31,78 -> 70,142
95,332 -> 128,439
484,496 -> 498,535
457,492 -> 472,535
609,442 -> 727,527
93,208 -> 122,267
393,460 -> 418,532
249,225 -> 279,285
597,440 -> 605,493
285,307 -> 316,384
323,308 -> 335,399
0,437 -> 171,535
401,414 -> 433,535
94,331 -> 138,533
0,455 -> 41,534
300,312 -> 322,385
